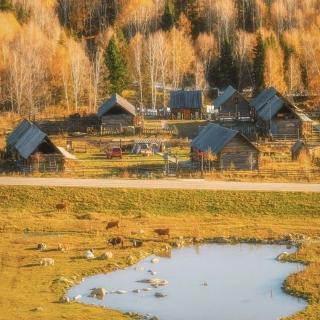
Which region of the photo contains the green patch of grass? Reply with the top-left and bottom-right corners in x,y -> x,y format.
1,187 -> 319,218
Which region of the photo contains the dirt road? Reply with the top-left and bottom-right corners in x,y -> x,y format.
0,177 -> 319,192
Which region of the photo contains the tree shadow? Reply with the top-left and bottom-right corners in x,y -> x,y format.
21,263 -> 40,268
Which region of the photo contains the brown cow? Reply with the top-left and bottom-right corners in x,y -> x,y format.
106,220 -> 119,230
108,237 -> 124,247
56,203 -> 68,212
154,228 -> 170,237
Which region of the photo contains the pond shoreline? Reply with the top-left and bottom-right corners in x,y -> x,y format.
61,236 -> 311,320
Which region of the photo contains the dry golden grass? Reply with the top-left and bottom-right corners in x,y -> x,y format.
0,187 -> 319,319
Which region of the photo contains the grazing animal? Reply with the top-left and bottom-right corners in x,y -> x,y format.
106,220 -> 119,230
56,203 -> 68,212
131,239 -> 143,248
85,249 -> 95,259
100,251 -> 113,260
37,243 -> 47,251
154,228 -> 170,237
40,258 -> 55,266
108,237 -> 124,247
58,243 -> 66,252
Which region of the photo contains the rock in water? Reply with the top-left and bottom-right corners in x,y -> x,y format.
155,292 -> 167,298
276,252 -> 289,261
151,258 -> 160,264
90,288 -> 107,297
114,290 -> 127,294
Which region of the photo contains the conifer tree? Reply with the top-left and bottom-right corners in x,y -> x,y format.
162,0 -> 176,30
253,32 -> 266,93
104,36 -> 128,94
0,0 -> 13,11
212,39 -> 238,89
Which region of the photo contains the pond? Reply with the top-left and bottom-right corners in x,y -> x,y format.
68,244 -> 307,320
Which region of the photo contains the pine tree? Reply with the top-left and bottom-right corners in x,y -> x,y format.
162,0 -> 176,30
253,32 -> 266,93
212,39 -> 238,89
104,36 -> 128,94
0,0 -> 13,11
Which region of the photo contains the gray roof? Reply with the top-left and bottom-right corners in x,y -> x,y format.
169,90 -> 203,110
191,124 -> 239,154
14,125 -> 47,159
250,87 -> 277,111
258,95 -> 284,122
250,88 -> 300,122
296,113 -> 313,122
97,94 -> 136,118
7,120 -> 62,160
6,119 -> 32,148
213,85 -> 237,108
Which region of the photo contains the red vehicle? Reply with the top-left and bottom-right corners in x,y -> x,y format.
106,147 -> 122,159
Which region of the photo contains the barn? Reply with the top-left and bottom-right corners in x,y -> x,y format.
250,87 -> 312,139
6,119 -> 64,172
97,94 -> 141,133
191,124 -> 260,170
213,85 -> 254,121
169,90 -> 203,120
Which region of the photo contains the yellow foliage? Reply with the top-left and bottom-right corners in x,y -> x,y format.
0,12 -> 21,42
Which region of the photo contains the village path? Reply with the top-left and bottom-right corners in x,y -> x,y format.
0,177 -> 320,192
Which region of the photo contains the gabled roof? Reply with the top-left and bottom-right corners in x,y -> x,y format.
192,124 -> 239,154
7,119 -> 62,160
250,87 -> 277,111
258,95 -> 284,122
169,90 -> 203,110
14,125 -> 47,159
6,119 -> 32,148
97,94 -> 136,118
213,85 -> 237,108
250,87 -> 301,122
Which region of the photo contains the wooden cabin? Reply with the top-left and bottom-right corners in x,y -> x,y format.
169,90 -> 203,120
97,94 -> 141,133
250,87 -> 313,139
191,124 -> 260,170
213,85 -> 254,121
6,119 -> 64,172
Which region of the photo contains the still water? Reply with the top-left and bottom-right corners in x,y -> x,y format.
68,244 -> 307,320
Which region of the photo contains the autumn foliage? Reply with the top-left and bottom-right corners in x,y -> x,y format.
0,0 -> 320,115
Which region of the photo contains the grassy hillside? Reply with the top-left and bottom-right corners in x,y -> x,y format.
0,186 -> 319,319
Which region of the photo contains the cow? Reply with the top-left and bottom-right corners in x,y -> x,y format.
130,239 -> 143,248
56,203 -> 68,212
108,237 -> 124,247
37,243 -> 47,251
154,228 -> 170,237
106,220 -> 119,230
58,243 -> 66,252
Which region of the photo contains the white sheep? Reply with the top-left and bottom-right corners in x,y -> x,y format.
85,250 -> 95,259
40,258 -> 55,266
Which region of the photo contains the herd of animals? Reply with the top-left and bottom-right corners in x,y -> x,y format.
35,208 -> 171,267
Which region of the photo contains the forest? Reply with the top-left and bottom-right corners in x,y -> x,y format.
0,0 -> 320,116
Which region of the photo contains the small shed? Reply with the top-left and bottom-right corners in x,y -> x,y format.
213,85 -> 254,121
169,90 -> 203,120
250,87 -> 312,139
291,140 -> 310,161
6,119 -> 64,172
97,94 -> 141,132
191,124 -> 260,170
